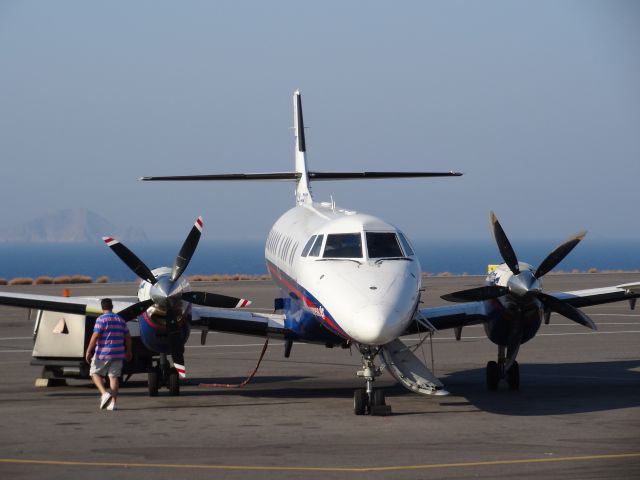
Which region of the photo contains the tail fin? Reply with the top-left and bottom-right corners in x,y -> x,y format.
294,90 -> 312,204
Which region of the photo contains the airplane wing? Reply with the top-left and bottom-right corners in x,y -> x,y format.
0,291 -> 125,316
0,290 -> 291,339
550,282 -> 640,308
412,281 -> 640,334
190,306 -> 289,338
412,302 -> 490,332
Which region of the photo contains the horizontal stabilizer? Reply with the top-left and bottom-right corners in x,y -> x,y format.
141,171 -> 462,182
141,173 -> 299,181
309,171 -> 462,180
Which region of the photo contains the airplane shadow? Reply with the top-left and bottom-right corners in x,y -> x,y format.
45,361 -> 640,418
437,359 -> 640,416
180,376 -> 370,400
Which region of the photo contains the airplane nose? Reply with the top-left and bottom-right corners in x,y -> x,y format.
350,303 -> 401,345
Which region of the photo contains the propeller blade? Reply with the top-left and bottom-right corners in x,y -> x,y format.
103,237 -> 156,284
441,285 -> 510,303
535,231 -> 587,278
538,292 -> 597,330
171,216 -> 203,282
117,299 -> 154,321
182,291 -> 251,309
173,359 -> 186,378
490,212 -> 520,275
166,315 -> 187,377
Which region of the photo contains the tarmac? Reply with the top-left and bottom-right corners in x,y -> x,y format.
0,273 -> 639,479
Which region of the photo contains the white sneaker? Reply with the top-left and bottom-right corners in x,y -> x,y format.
106,400 -> 116,411
100,392 -> 112,409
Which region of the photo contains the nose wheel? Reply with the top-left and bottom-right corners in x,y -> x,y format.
353,387 -> 386,415
354,347 -> 391,415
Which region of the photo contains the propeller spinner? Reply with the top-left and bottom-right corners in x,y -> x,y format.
103,216 -> 251,377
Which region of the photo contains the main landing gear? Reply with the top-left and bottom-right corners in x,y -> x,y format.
486,346 -> 520,391
147,353 -> 180,397
354,347 -> 391,415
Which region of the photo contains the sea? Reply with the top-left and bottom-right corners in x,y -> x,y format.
1,239 -> 639,282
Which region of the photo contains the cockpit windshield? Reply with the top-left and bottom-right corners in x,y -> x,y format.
308,234 -> 324,257
301,235 -> 317,257
323,233 -> 363,258
366,232 -> 403,258
397,232 -> 415,256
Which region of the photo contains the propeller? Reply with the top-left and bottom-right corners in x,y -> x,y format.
441,212 -> 596,331
103,216 -> 251,377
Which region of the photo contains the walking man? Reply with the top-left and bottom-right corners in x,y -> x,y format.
85,298 -> 132,410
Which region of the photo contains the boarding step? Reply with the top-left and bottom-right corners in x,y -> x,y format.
380,338 -> 449,396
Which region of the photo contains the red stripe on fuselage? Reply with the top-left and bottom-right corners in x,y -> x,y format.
266,261 -> 349,339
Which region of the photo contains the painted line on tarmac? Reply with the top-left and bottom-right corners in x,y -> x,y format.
535,330 -> 640,337
406,330 -> 640,342
1,452 -> 639,473
186,342 -> 286,349
0,336 -> 32,340
527,373 -> 639,381
3,330 -> 640,354
550,322 -> 639,326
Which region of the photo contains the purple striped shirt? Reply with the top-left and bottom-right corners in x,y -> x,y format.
93,312 -> 129,360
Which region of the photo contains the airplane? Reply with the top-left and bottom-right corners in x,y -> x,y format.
1,90 -> 639,415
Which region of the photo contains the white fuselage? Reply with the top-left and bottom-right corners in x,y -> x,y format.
265,201 -> 421,346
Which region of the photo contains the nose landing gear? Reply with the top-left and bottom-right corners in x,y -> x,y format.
147,353 -> 180,396
354,347 -> 391,415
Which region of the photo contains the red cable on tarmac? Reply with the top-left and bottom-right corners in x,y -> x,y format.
198,338 -> 269,389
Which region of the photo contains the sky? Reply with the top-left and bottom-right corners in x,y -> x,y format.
1,1 -> 639,243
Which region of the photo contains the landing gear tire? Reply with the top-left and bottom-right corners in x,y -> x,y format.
373,389 -> 386,407
354,388 -> 368,415
168,369 -> 180,396
507,361 -> 520,391
147,369 -> 160,397
486,361 -> 500,391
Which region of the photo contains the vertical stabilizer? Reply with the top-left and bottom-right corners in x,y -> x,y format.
294,90 -> 312,204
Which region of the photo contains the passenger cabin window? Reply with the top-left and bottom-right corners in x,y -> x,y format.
366,232 -> 403,258
398,232 -> 415,256
323,233 -> 363,258
308,234 -> 324,257
301,235 -> 317,257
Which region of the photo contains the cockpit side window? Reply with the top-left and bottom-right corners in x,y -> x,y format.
398,232 -> 415,256
323,233 -> 363,258
366,232 -> 403,258
301,235 -> 317,257
308,234 -> 324,257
